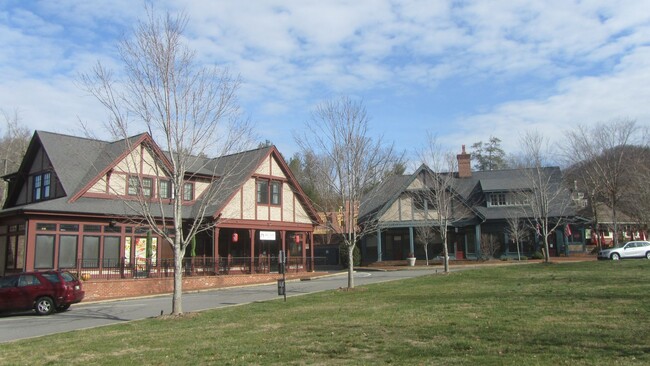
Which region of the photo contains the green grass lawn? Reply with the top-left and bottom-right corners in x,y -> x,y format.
1,261 -> 649,365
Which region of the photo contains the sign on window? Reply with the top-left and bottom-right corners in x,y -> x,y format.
260,231 -> 276,241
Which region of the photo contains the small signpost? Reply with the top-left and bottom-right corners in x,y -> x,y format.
278,250 -> 287,302
277,279 -> 285,296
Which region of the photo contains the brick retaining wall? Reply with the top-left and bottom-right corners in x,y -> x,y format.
82,273 -> 324,302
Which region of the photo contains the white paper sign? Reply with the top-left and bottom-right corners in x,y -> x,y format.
260,231 -> 276,241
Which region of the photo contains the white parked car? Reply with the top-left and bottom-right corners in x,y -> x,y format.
597,241 -> 650,260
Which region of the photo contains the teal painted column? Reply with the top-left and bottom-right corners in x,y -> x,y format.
409,226 -> 415,255
377,228 -> 382,262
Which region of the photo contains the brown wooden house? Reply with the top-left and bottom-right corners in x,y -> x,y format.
0,131 -> 319,278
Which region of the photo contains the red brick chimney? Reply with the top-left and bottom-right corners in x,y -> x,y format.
457,145 -> 471,178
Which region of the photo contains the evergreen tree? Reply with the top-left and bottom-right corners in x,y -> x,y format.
470,136 -> 507,171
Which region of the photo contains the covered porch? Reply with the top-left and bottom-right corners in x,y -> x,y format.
0,215 -> 316,280
360,222 -> 481,264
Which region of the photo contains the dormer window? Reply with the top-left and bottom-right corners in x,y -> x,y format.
33,172 -> 51,201
487,192 -> 528,207
490,193 -> 506,207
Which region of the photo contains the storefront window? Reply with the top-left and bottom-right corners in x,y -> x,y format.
7,236 -> 15,269
124,237 -> 132,265
103,236 -> 121,267
82,236 -> 100,268
16,235 -> 25,270
58,235 -> 78,268
0,236 -> 6,274
35,235 -> 55,269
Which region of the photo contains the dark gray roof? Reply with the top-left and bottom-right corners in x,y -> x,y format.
360,165 -> 574,223
37,131 -> 109,196
470,169 -> 541,192
1,131 -> 299,221
192,146 -> 272,217
358,175 -> 412,220
73,134 -> 148,196
4,195 -> 196,219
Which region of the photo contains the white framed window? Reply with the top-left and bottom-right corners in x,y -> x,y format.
128,176 -> 139,196
141,178 -> 153,197
128,176 -> 153,197
158,180 -> 171,199
487,192 -> 528,207
33,172 -> 51,201
183,182 -> 194,201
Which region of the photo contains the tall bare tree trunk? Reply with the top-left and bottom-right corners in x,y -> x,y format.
296,96 -> 400,289
347,243 -> 355,289
173,245 -> 184,314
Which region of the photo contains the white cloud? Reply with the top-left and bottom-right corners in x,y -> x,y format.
448,45 -> 650,155
0,0 -> 649,160
0,77 -> 108,137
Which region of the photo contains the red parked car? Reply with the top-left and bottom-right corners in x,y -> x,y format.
0,271 -> 85,315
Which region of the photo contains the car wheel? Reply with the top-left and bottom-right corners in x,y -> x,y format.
646,252 -> 650,260
611,253 -> 621,260
56,304 -> 71,312
35,297 -> 54,315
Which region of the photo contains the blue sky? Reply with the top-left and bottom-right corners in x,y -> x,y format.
1,1 -> 649,165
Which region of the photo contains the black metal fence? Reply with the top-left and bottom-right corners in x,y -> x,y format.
68,256 -> 328,281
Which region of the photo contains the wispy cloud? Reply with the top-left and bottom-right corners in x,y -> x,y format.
0,0 -> 648,159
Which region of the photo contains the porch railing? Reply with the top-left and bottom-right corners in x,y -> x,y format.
68,256 -> 328,281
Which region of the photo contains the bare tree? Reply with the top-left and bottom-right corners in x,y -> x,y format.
295,96 -> 400,288
564,119 -> 647,247
622,148 -> 650,230
418,135 -> 473,273
562,163 -> 604,249
0,109 -> 31,204
80,7 -> 252,315
288,151 -> 338,212
505,209 -> 528,261
415,225 -> 435,266
518,131 -> 573,263
479,233 -> 501,259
